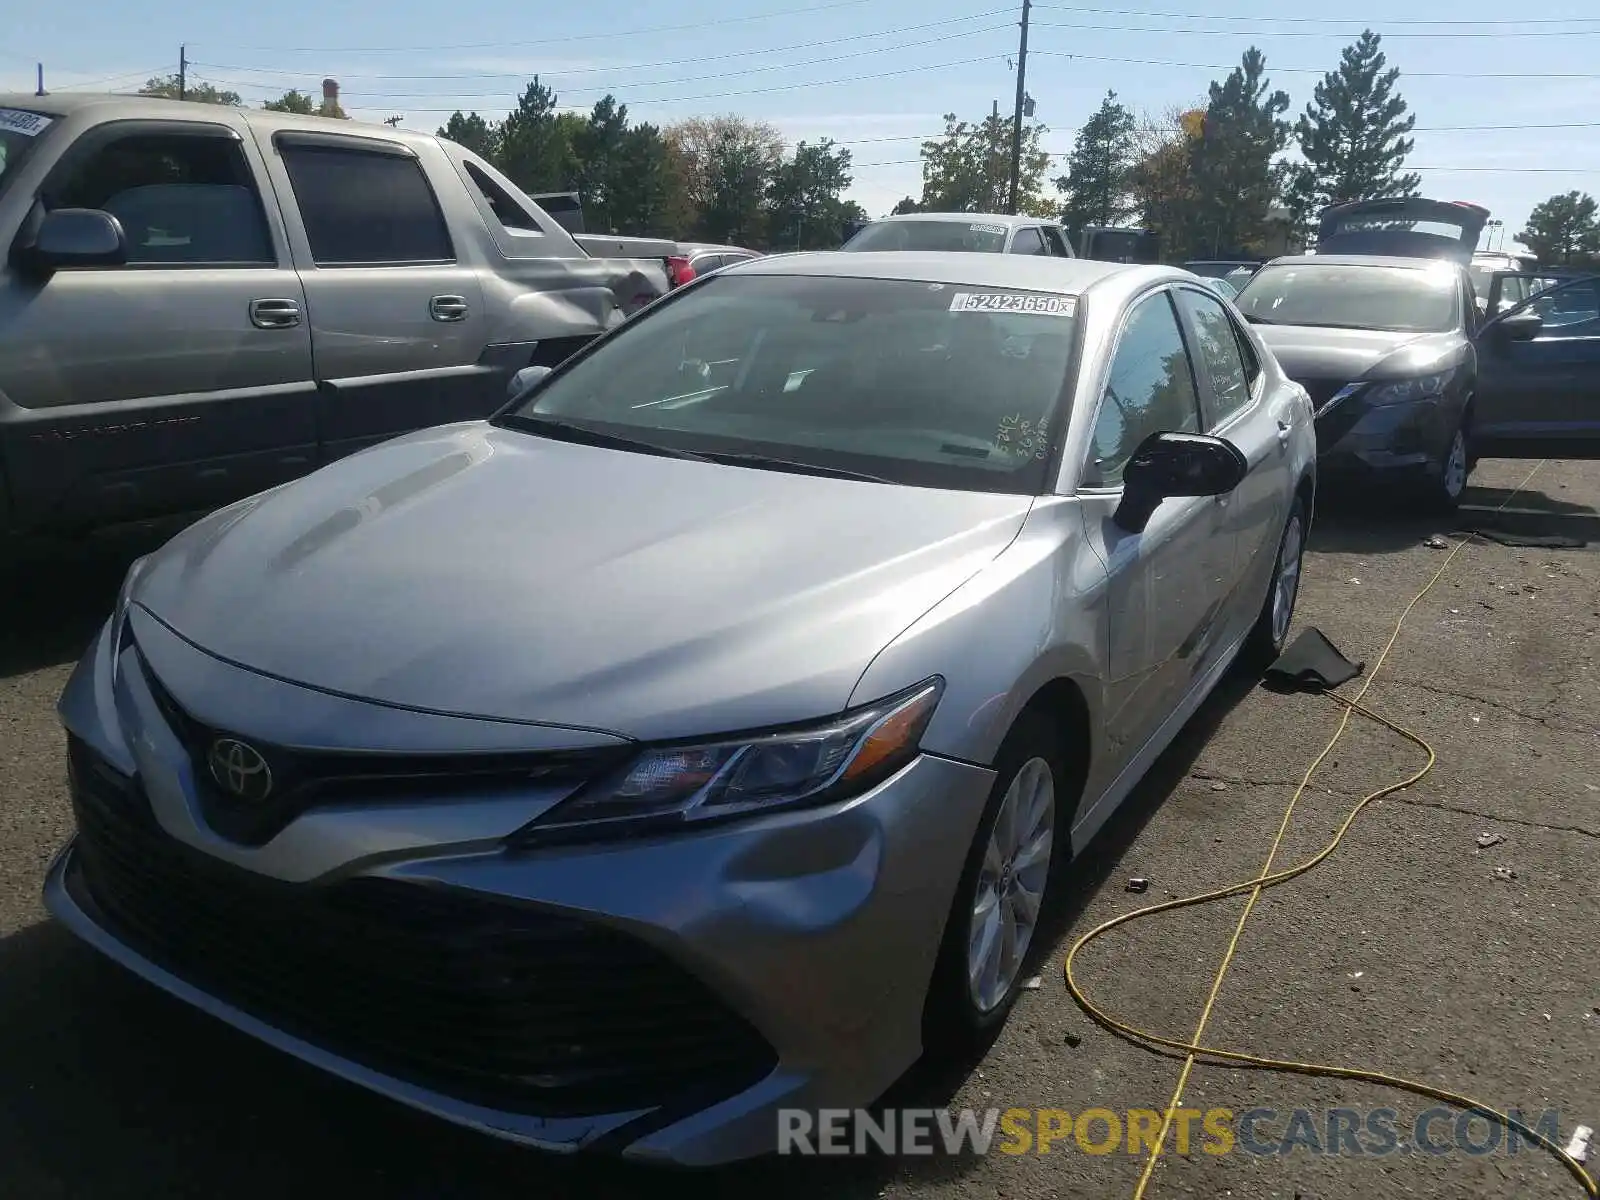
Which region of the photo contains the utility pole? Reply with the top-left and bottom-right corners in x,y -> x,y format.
384,115 -> 404,127
178,45 -> 187,101
35,62 -> 45,96
1006,0 -> 1031,215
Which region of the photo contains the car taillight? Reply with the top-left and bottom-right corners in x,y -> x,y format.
667,255 -> 697,287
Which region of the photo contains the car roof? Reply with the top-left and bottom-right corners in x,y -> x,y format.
1,91 -> 435,146
1262,253 -> 1464,272
862,212 -> 1055,228
731,250 -> 1180,297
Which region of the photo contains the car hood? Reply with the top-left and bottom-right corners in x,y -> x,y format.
132,423 -> 1033,743
1252,325 -> 1463,382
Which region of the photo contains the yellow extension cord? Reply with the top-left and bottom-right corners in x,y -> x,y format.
1061,460 -> 1600,1199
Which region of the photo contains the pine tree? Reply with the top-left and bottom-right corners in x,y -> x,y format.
1289,30 -> 1420,226
1055,90 -> 1138,237
1187,48 -> 1291,258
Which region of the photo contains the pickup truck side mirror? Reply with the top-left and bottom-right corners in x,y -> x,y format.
1491,310 -> 1543,343
18,208 -> 129,276
1114,431 -> 1248,534
507,363 -> 552,402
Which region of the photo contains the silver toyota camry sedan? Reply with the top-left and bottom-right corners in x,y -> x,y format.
46,251 -> 1316,1167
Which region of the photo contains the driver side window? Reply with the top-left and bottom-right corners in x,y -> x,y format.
1084,292 -> 1202,487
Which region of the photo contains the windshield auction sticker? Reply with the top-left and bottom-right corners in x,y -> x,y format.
0,108 -> 53,137
969,222 -> 1009,236
949,292 -> 1076,316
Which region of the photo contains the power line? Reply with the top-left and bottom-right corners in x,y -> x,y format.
1030,4 -> 1600,25
190,22 -> 1016,100
188,10 -> 1012,82
1028,48 -> 1600,77
851,157 -> 1600,171
206,0 -> 900,55
204,53 -> 1010,112
1031,18 -> 1600,38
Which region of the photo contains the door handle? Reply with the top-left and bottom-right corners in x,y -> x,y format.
249,298 -> 301,329
1276,419 -> 1292,444
430,295 -> 470,322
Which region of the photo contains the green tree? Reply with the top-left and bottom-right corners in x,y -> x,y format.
498,78 -> 580,193
1517,191 -> 1600,264
667,115 -> 784,244
1129,106 -> 1205,256
137,75 -> 241,105
437,111 -> 502,162
261,88 -> 347,118
572,96 -> 631,232
1187,48 -> 1291,258
609,122 -> 692,237
1055,90 -> 1138,237
767,139 -> 857,249
1287,31 -> 1419,231
889,196 -> 922,215
918,110 -> 1053,215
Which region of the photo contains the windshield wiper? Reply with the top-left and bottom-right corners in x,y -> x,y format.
1239,313 -> 1280,325
500,414 -> 714,462
698,452 -> 891,483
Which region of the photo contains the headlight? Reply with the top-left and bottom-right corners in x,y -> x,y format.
519,678 -> 943,840
1365,370 -> 1451,407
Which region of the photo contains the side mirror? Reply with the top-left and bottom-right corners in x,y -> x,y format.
18,208 -> 129,276
507,363 -> 552,402
1493,310 -> 1543,343
1114,431 -> 1249,534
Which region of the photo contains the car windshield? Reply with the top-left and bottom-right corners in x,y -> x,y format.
843,220 -> 1010,253
1233,262 -> 1459,334
501,273 -> 1081,494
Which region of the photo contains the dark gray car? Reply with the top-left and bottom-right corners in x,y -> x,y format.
1231,197 -> 1597,510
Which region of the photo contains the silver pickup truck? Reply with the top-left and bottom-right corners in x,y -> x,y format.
0,94 -> 679,536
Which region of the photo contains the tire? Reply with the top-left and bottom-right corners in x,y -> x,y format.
923,711 -> 1070,1052
1240,498 -> 1307,670
1421,421 -> 1471,514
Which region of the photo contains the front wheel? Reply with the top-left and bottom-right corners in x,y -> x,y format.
1422,423 -> 1471,514
923,713 -> 1067,1051
1240,499 -> 1306,669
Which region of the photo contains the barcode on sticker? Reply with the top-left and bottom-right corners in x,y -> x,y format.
0,108 -> 53,137
948,292 -> 1075,316
969,223 -> 1008,236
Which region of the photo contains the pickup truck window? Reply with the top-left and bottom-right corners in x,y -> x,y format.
43,131 -> 273,266
462,161 -> 541,235
280,144 -> 454,266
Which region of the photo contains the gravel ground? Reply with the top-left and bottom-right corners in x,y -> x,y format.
1,457 -> 1595,1200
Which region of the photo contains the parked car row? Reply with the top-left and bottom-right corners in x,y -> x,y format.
15,103 -> 1596,1174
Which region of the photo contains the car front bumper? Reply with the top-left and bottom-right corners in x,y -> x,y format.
44,617 -> 997,1167
1315,394 -> 1454,483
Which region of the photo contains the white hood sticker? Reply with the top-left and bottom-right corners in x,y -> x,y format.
0,108 -> 53,137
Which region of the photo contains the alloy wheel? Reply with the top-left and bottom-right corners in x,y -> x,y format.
967,756 -> 1056,1014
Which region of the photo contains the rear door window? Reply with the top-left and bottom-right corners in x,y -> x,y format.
279,143 -> 454,266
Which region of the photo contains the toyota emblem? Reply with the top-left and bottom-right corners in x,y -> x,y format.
207,737 -> 273,801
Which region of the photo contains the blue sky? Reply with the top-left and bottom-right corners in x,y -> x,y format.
7,0 -> 1599,244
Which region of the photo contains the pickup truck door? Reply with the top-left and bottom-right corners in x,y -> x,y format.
0,114 -> 317,532
1475,272 -> 1600,453
257,129 -> 492,461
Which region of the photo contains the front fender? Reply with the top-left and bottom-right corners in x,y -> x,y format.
848,499 -> 1106,768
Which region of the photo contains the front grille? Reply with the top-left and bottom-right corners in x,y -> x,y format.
64,736 -> 779,1118
135,649 -> 630,847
